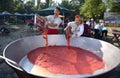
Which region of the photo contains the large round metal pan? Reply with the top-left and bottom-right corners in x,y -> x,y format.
3,35 -> 120,78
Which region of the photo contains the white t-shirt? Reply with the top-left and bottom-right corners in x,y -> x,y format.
95,23 -> 103,30
86,21 -> 90,26
68,21 -> 84,37
46,15 -> 62,29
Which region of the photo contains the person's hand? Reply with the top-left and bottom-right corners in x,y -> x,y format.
46,23 -> 51,26
71,34 -> 76,37
71,34 -> 78,38
75,34 -> 78,37
64,29 -> 72,38
43,17 -> 47,21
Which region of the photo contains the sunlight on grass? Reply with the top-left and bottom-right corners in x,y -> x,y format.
11,25 -> 20,29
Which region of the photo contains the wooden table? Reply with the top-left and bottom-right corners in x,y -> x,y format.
111,29 -> 120,46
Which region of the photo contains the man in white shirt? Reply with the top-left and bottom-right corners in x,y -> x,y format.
45,7 -> 62,34
64,15 -> 84,37
35,7 -> 62,34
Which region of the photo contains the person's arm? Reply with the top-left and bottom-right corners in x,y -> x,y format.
36,14 -> 45,22
47,18 -> 62,27
64,22 -> 72,37
47,23 -> 57,27
64,23 -> 70,31
76,24 -> 84,37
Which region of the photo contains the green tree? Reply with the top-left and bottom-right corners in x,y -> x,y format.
110,2 -> 120,12
0,0 -> 15,12
36,0 -> 42,10
44,0 -> 53,8
45,0 -> 50,7
14,0 -> 26,13
70,0 -> 84,14
80,0 -> 105,19
104,0 -> 115,12
70,0 -> 85,6
61,0 -> 72,10
36,0 -> 53,10
24,1 -> 35,13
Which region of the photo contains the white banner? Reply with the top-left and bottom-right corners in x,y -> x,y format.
104,12 -> 120,24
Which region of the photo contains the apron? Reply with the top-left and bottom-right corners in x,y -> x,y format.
47,28 -> 58,34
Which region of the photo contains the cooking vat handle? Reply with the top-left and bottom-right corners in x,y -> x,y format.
0,55 -> 27,72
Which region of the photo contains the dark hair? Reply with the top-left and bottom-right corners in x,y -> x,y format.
83,20 -> 86,23
55,6 -> 61,12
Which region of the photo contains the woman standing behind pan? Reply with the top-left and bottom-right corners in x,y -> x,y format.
64,15 -> 84,38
